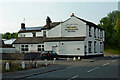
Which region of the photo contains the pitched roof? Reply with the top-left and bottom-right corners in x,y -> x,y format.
74,16 -> 104,30
42,22 -> 60,30
18,22 -> 60,33
18,15 -> 104,33
18,26 -> 43,33
13,37 -> 85,44
44,37 -> 85,42
13,37 -> 45,44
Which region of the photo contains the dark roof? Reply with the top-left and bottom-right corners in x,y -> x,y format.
74,16 -> 104,30
44,37 -> 85,42
42,22 -> 60,30
18,15 -> 104,34
18,26 -> 43,33
13,37 -> 45,44
13,37 -> 85,44
18,22 -> 60,33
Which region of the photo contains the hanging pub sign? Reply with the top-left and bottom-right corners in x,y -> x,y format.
65,24 -> 78,32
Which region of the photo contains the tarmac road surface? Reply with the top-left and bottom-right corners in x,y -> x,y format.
26,57 -> 119,79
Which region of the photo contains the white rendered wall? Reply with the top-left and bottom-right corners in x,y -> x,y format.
47,16 -> 86,37
47,25 -> 61,37
84,25 -> 104,56
13,44 -> 44,53
45,41 -> 84,56
18,31 -> 43,37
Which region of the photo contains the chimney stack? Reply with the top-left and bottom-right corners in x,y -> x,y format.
21,23 -> 25,29
71,13 -> 75,17
46,16 -> 52,29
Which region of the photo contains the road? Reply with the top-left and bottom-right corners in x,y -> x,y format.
25,56 -> 120,79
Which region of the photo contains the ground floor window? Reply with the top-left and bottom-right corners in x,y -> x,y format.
94,42 -> 97,53
21,45 -> 29,52
84,46 -> 87,55
100,42 -> 103,53
38,45 -> 44,51
88,41 -> 92,53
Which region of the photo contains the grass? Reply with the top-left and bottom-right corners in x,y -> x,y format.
104,48 -> 120,54
2,60 -> 51,73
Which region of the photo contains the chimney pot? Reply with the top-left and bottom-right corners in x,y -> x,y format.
71,13 -> 75,17
46,16 -> 52,29
21,23 -> 25,29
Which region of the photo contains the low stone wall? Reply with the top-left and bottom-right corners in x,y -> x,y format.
2,53 -> 41,60
2,48 -> 19,53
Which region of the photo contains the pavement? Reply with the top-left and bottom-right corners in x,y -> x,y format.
2,64 -> 69,80
1,53 -> 120,80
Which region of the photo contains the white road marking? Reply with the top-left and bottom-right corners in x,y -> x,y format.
68,75 -> 78,80
87,67 -> 99,73
102,63 -> 109,66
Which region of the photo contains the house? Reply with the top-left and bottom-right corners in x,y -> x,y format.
0,34 -> 18,53
13,13 -> 105,57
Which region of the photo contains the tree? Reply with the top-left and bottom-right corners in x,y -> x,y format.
2,32 -> 18,39
98,10 -> 120,49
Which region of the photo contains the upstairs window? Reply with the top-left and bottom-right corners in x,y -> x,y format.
32,32 -> 36,37
94,28 -> 96,38
98,29 -> 100,38
24,34 -> 25,37
89,26 -> 92,37
88,41 -> 92,53
43,31 -> 46,37
100,30 -> 103,39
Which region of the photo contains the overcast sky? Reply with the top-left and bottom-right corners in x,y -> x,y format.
0,0 -> 119,33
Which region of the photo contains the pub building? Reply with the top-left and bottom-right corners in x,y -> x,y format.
13,13 -> 105,57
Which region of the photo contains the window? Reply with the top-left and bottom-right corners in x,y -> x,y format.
21,45 -> 24,51
89,26 -> 92,37
21,45 -> 28,52
42,45 -> 44,47
43,31 -> 46,37
21,45 -> 24,47
100,30 -> 103,39
24,34 -> 25,37
94,42 -> 97,53
88,41 -> 92,53
100,42 -> 103,53
32,32 -> 36,37
94,28 -> 96,38
98,29 -> 100,38
84,46 -> 87,55
38,45 -> 44,51
38,45 -> 41,47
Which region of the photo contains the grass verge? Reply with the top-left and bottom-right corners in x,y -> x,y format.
104,48 -> 120,54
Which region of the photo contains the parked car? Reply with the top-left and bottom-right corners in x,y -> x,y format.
39,51 -> 58,60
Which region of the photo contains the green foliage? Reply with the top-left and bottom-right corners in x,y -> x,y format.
104,49 -> 120,54
98,10 -> 120,50
2,32 -> 18,39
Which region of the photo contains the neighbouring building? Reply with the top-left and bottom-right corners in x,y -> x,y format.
0,34 -> 18,53
13,13 -> 105,57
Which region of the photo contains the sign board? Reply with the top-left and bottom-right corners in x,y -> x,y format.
65,24 -> 78,32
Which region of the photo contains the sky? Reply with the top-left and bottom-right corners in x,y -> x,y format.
0,0 -> 119,33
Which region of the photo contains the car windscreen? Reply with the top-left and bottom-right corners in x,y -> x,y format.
41,51 -> 48,54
